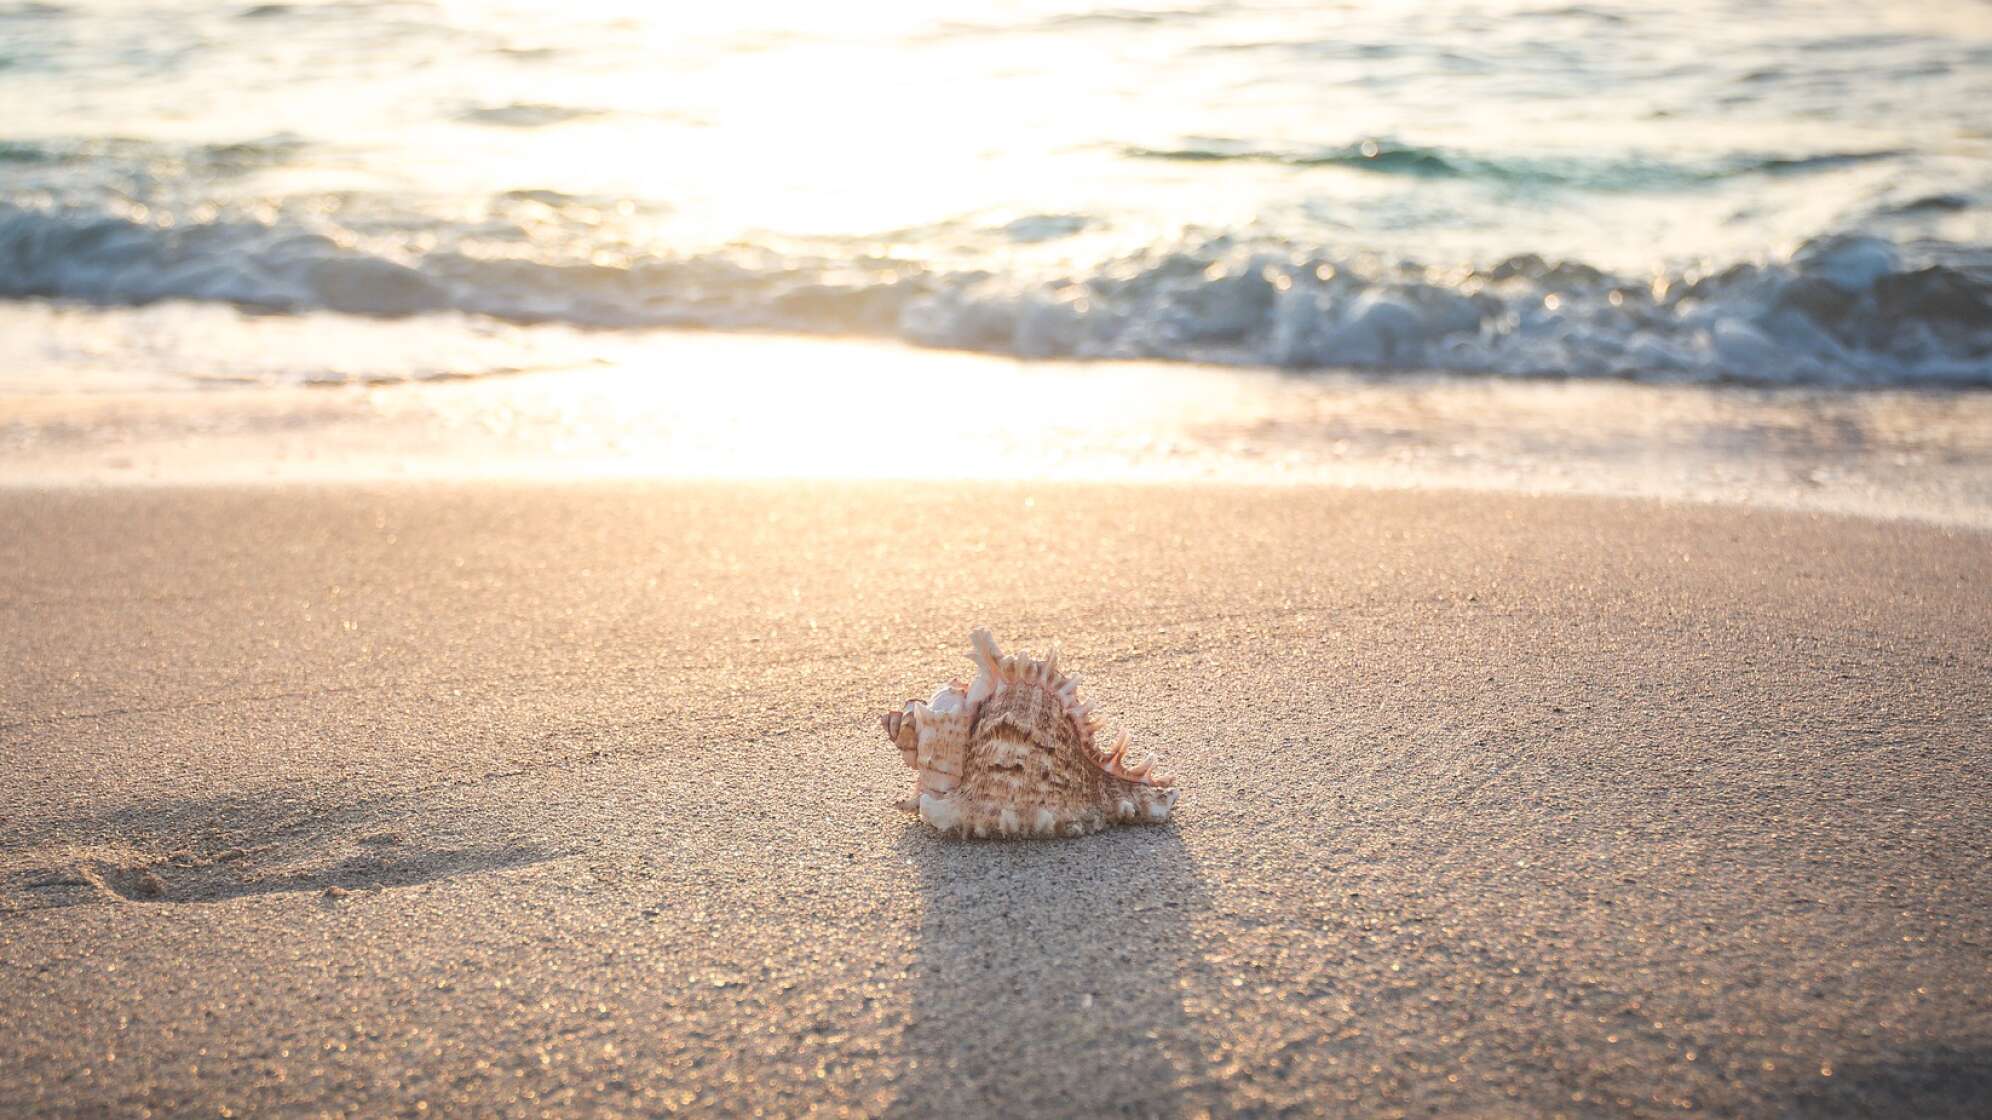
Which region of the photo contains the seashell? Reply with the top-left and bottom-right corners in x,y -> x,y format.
881,628 -> 1180,838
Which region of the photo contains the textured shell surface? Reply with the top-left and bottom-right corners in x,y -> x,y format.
880,629 -> 1179,839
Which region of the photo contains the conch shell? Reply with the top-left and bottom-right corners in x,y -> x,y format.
881,629 -> 1179,838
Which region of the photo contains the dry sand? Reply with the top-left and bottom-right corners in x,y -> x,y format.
2,482 -> 1988,1116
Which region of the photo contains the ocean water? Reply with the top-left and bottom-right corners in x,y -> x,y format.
2,0 -> 1989,387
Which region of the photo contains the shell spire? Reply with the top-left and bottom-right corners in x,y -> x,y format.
881,628 -> 1181,838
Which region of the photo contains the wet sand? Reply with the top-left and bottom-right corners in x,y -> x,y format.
2,482 -> 1988,1116
6,332 -> 1992,528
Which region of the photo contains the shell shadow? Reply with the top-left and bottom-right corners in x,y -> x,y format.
1786,1045 -> 1992,1118
889,823 -> 1218,1117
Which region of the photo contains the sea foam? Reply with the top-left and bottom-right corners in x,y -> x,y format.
2,202 -> 1986,386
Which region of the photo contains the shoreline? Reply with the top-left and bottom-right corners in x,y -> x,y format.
5,330 -> 1991,530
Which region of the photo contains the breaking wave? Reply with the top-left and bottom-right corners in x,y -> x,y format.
2,201 -> 1987,386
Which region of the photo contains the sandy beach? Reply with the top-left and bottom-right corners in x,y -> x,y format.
3,480 -> 1986,1116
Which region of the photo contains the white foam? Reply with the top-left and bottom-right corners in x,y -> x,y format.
2,201 -> 1983,386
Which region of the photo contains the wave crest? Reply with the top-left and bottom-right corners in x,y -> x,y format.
1124,139 -> 1905,189
2,202 -> 1986,386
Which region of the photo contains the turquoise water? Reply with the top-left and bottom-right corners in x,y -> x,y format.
2,0 -> 1988,384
